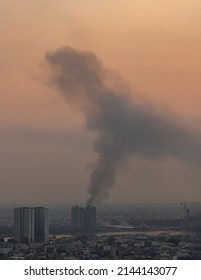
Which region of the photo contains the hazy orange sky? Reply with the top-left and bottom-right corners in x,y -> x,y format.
1,0 -> 201,205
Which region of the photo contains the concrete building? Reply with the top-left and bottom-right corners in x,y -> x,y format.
34,207 -> 49,243
71,206 -> 85,231
14,207 -> 49,244
71,205 -> 96,232
85,205 -> 96,232
14,207 -> 35,243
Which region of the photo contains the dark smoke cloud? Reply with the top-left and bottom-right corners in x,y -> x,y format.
45,46 -> 201,205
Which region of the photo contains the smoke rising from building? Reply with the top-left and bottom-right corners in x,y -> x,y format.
71,205 -> 96,232
45,46 -> 201,205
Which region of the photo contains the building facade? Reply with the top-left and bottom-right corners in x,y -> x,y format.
71,205 -> 96,232
71,206 -> 85,231
14,207 -> 49,243
34,207 -> 49,243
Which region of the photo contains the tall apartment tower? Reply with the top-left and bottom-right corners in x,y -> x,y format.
34,207 -> 49,243
71,205 -> 96,232
85,205 -> 96,232
14,207 -> 35,243
14,207 -> 49,243
71,206 -> 85,231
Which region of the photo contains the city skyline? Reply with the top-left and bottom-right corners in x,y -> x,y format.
1,203 -> 201,259
1,0 -> 201,205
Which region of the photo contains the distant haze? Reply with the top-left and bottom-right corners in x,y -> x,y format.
0,0 -> 201,205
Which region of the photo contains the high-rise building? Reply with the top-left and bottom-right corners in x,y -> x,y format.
14,207 -> 35,243
34,207 -> 49,243
71,205 -> 96,232
71,206 -> 85,231
14,207 -> 49,243
85,205 -> 96,232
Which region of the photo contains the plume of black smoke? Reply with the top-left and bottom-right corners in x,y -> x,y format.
45,46 -> 201,205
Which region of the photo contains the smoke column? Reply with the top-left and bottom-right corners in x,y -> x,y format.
45,46 -> 201,205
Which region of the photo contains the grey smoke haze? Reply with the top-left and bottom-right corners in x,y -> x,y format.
45,46 -> 201,205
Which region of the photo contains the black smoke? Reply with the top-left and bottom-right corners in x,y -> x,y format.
45,46 -> 201,205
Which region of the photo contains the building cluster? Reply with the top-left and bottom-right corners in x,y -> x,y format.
0,204 -> 201,259
71,205 -> 96,232
13,205 -> 97,245
1,232 -> 201,260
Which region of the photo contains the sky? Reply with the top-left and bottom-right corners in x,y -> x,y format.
0,0 -> 201,205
